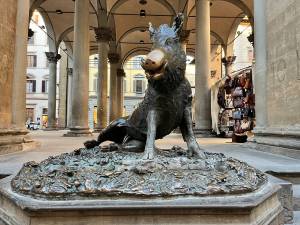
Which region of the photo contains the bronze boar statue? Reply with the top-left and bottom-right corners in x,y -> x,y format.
84,14 -> 205,160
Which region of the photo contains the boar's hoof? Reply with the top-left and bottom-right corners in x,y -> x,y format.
84,140 -> 99,149
142,148 -> 155,160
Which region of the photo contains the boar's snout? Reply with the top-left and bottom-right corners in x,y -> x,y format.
141,49 -> 167,80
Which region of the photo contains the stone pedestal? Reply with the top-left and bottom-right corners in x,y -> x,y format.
250,127 -> 300,160
0,177 -> 283,225
0,129 -> 40,155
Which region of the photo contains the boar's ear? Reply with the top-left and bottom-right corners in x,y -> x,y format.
148,22 -> 156,38
172,13 -> 184,34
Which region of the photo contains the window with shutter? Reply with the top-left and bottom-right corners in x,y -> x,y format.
136,80 -> 143,94
42,80 -> 45,93
26,80 -> 37,93
27,55 -> 37,67
32,80 -> 36,92
133,80 -> 136,93
142,80 -> 146,93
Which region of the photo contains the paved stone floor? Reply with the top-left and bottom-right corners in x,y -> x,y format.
1,130 -> 300,224
1,130 -> 300,176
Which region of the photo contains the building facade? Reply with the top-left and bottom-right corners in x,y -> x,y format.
25,11 -> 56,128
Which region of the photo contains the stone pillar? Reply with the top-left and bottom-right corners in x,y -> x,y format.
194,0 -> 211,132
58,50 -> 68,129
66,68 -> 73,128
117,68 -> 126,117
11,0 -> 30,131
253,0 -> 267,131
108,53 -> 120,122
0,0 -> 38,154
180,30 -> 190,53
93,27 -> 111,131
65,0 -> 91,136
45,52 -> 60,130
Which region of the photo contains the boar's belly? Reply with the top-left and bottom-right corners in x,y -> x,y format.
127,101 -> 183,140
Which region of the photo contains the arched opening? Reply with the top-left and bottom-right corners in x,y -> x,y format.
87,53 -> 102,129
122,55 -> 147,115
186,55 -> 196,92
231,17 -> 253,72
26,10 -> 50,128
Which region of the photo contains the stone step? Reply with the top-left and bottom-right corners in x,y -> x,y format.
268,175 -> 293,224
266,172 -> 300,185
293,185 -> 300,211
288,211 -> 300,225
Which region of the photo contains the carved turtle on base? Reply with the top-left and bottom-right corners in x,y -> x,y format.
84,14 -> 205,160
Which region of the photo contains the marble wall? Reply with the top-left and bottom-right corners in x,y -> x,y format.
266,0 -> 300,130
0,0 -> 17,129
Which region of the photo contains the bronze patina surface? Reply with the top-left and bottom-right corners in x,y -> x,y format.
11,145 -> 267,199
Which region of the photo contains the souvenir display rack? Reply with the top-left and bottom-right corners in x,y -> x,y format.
217,67 -> 255,142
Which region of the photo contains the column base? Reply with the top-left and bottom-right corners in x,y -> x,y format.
193,128 -> 212,137
247,126 -> 300,159
43,127 -> 59,131
0,129 -> 40,155
93,129 -> 103,133
64,127 -> 93,137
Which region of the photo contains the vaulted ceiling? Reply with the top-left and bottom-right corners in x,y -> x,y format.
30,0 -> 253,63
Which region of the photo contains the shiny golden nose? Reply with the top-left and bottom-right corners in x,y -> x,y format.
141,49 -> 166,71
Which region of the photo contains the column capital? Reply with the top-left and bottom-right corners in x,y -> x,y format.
67,68 -> 73,76
45,52 -> 61,64
247,32 -> 254,47
94,27 -> 113,43
221,56 -> 236,66
117,68 -> 126,77
28,28 -> 34,40
179,30 -> 191,43
108,53 -> 120,64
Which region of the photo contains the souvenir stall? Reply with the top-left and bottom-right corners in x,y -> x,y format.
211,67 -> 255,142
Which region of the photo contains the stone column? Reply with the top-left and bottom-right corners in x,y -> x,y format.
93,27 -> 111,131
180,30 -> 190,53
45,52 -> 60,130
65,0 -> 91,136
117,68 -> 126,117
194,0 -> 211,132
253,0 -> 267,131
0,0 -> 38,154
11,0 -> 30,131
58,50 -> 68,129
66,68 -> 73,127
108,53 -> 120,122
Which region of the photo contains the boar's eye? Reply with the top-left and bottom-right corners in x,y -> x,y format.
165,38 -> 174,46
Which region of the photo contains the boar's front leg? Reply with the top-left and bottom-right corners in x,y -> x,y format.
143,110 -> 158,160
180,106 -> 205,159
